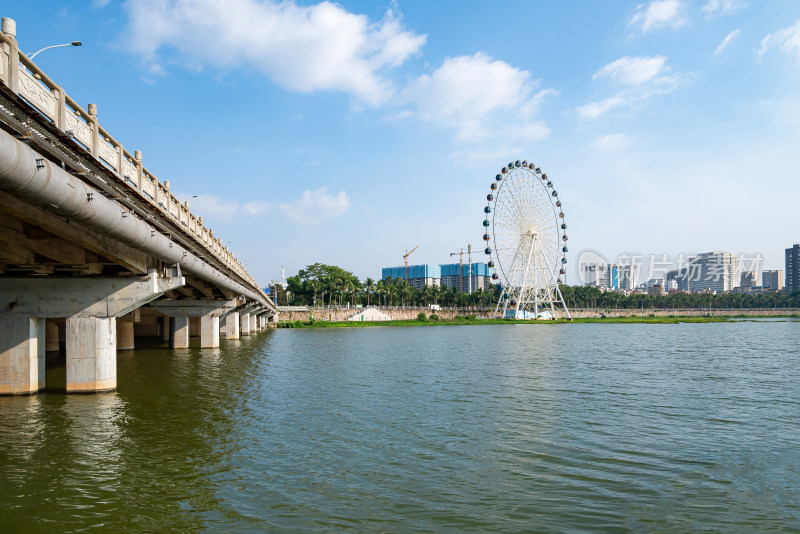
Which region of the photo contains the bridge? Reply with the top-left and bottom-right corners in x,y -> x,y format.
0,18 -> 277,395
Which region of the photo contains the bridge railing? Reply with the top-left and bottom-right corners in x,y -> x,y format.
0,29 -> 262,295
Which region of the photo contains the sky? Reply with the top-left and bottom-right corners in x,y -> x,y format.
5,0 -> 800,284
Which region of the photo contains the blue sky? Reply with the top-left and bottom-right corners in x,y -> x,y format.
5,1 -> 800,283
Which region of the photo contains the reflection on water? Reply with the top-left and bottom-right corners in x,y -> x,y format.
1,323 -> 799,532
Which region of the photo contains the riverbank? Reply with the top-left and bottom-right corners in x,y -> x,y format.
277,314 -> 798,328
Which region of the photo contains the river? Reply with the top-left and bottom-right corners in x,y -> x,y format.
1,321 -> 799,532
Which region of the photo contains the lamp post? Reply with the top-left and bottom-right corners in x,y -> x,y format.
28,41 -> 82,60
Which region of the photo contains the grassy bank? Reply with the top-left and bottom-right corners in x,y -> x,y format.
277,314 -> 796,328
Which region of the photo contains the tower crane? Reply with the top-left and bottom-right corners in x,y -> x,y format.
450,244 -> 473,293
403,245 -> 419,282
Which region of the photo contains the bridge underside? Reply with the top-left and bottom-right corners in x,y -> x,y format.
0,32 -> 277,396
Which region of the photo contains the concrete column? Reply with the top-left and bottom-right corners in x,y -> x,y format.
250,313 -> 257,333
45,319 -> 60,352
219,314 -> 227,335
161,316 -> 170,341
117,314 -> 135,351
171,316 -> 189,349
200,314 -> 220,348
65,317 -> 116,393
0,316 -> 45,395
241,312 -> 251,336
226,312 -> 239,339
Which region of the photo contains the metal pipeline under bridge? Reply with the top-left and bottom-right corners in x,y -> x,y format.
0,127 -> 275,312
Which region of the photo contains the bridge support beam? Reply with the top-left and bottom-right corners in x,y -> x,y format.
151,300 -> 236,349
239,304 -> 262,336
170,317 -> 190,349
225,311 -> 240,340
0,271 -> 184,394
117,314 -> 135,351
66,316 -> 116,393
240,312 -> 251,336
201,315 -> 219,349
0,316 -> 45,395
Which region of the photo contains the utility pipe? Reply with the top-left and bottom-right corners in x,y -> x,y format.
0,127 -> 274,311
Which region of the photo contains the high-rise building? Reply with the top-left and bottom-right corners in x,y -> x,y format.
787,245 -> 800,293
439,263 -> 493,292
685,251 -> 737,293
618,264 -> 639,290
739,271 -> 757,288
381,264 -> 440,289
667,267 -> 691,292
762,270 -> 784,291
583,263 -> 619,290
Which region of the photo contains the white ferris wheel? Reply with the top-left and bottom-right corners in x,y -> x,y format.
483,159 -> 571,320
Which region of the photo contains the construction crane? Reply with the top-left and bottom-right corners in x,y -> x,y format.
450,248 -> 464,292
450,244 -> 473,293
403,245 -> 419,281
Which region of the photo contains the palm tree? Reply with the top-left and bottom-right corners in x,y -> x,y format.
364,277 -> 375,306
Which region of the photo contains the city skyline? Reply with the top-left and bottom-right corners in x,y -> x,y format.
5,1 -> 799,281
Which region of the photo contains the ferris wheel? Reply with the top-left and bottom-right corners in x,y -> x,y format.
483,159 -> 571,320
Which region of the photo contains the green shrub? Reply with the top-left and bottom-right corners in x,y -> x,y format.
417,312 -> 428,322
429,314 -> 440,322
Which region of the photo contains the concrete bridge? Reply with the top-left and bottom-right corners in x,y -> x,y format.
0,18 -> 277,395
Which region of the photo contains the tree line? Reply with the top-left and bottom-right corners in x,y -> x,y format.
283,263 -> 501,307
279,263 -> 800,309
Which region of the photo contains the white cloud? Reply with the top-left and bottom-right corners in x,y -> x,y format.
183,187 -> 349,225
122,0 -> 426,105
758,19 -> 800,65
592,133 -> 631,149
402,52 -> 554,143
576,97 -> 628,119
628,0 -> 687,32
578,56 -> 682,119
714,29 -> 740,56
148,63 -> 167,77
186,194 -> 243,222
279,187 -> 350,226
702,0 -> 745,16
593,56 -> 668,85
92,0 -> 111,7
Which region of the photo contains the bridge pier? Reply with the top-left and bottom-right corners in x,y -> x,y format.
240,312 -> 251,336
151,300 -> 236,349
225,310 -> 240,339
0,316 -> 45,395
117,314 -> 135,351
201,315 -> 220,349
65,316 -> 116,393
0,272 -> 184,394
170,317 -> 190,349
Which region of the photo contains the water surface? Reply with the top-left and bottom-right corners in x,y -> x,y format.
1,321 -> 799,532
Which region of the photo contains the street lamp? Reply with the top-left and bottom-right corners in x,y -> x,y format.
28,41 -> 82,61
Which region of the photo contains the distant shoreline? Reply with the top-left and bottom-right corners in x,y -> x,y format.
277,315 -> 798,328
